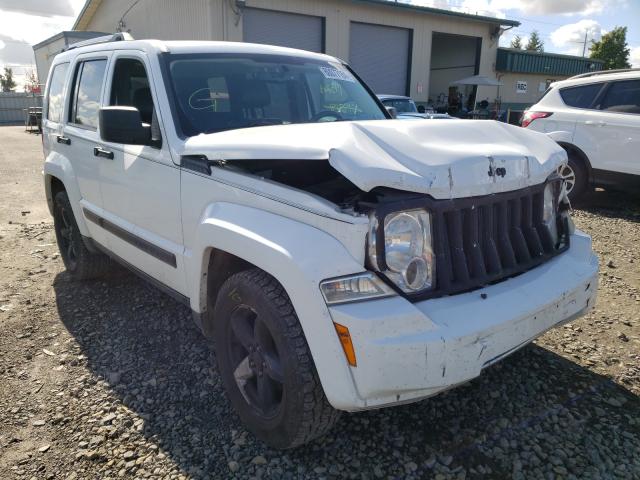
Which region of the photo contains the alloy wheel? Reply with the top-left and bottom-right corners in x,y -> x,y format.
228,305 -> 284,417
57,205 -> 78,269
557,164 -> 576,195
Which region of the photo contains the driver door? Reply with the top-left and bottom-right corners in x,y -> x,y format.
98,50 -> 187,296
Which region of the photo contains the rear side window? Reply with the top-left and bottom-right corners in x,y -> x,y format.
46,63 -> 69,122
598,80 -> 640,114
559,83 -> 603,109
70,59 -> 107,129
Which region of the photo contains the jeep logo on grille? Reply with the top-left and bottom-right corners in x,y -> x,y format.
488,166 -> 507,178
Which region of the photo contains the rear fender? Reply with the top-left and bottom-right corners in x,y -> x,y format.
43,152 -> 90,236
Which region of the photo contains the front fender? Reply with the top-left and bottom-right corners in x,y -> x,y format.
185,202 -> 368,410
44,153 -> 90,236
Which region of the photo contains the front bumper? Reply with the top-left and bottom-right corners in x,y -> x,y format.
327,230 -> 598,411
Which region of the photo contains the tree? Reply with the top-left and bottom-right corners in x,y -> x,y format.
24,70 -> 40,94
510,35 -> 523,49
590,26 -> 631,70
525,31 -> 544,52
0,67 -> 17,92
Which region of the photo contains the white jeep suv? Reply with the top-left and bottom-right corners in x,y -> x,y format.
522,69 -> 640,200
42,34 -> 598,449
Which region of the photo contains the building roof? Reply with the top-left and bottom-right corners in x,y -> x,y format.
32,30 -> 107,50
73,0 -> 520,30
496,48 -> 604,77
352,0 -> 519,26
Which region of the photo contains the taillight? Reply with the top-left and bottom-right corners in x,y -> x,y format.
521,111 -> 552,128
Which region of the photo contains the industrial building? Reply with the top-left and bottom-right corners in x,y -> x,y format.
32,31 -> 107,85
31,1 -> 606,117
496,47 -> 604,112
69,0 -> 519,109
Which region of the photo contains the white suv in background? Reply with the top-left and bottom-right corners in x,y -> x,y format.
522,69 -> 640,200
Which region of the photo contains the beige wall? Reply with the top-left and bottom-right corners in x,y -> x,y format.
497,72 -> 563,106
82,0 -> 502,102
34,37 -> 67,85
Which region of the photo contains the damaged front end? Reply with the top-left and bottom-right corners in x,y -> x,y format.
207,154 -> 573,302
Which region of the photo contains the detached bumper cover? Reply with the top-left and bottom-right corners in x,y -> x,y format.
328,230 -> 598,411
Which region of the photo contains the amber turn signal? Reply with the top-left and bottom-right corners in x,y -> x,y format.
334,322 -> 357,367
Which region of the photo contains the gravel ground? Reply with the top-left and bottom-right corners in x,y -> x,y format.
1,125 -> 639,479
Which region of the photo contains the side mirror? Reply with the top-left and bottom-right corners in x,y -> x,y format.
99,106 -> 150,145
385,106 -> 398,119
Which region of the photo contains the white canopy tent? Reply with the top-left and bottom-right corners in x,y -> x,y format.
451,75 -> 503,113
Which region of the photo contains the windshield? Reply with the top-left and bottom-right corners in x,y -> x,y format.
165,53 -> 387,136
382,98 -> 417,113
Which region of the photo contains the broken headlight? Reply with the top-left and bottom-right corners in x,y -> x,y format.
368,209 -> 435,293
543,176 -> 574,249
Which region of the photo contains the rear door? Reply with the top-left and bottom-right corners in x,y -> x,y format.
558,81 -> 606,167
42,62 -> 70,159
98,51 -> 186,295
589,79 -> 640,175
63,53 -> 112,246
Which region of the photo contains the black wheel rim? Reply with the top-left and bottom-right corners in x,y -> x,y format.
56,204 -> 78,269
228,305 -> 284,418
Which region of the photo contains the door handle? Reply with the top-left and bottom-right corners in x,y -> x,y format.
585,120 -> 606,126
93,146 -> 114,160
56,135 -> 71,145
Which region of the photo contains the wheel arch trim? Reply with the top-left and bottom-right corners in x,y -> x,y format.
556,141 -> 594,184
44,156 -> 90,236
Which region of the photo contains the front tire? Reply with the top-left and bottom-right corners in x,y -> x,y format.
53,191 -> 111,280
213,268 -> 340,449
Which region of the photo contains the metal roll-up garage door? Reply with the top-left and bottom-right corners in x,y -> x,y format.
349,22 -> 411,96
243,8 -> 324,53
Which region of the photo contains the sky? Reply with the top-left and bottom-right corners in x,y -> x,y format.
0,0 -> 638,90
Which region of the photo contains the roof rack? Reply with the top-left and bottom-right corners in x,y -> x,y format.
569,68 -> 640,80
64,32 -> 134,51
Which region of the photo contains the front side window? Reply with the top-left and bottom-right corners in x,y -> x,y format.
110,58 -> 155,123
559,82 -> 603,109
165,54 -> 387,137
381,99 -> 417,113
597,80 -> 640,114
71,59 -> 107,129
46,63 -> 69,122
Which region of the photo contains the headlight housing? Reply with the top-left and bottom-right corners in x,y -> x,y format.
368,208 -> 435,293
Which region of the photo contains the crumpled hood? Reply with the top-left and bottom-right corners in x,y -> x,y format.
181,119 -> 567,199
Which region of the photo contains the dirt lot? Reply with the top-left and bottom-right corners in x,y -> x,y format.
0,125 -> 639,480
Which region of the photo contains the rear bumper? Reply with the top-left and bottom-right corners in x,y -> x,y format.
327,230 -> 598,411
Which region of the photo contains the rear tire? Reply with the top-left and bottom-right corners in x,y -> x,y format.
53,191 -> 111,280
559,153 -> 588,201
213,268 -> 340,449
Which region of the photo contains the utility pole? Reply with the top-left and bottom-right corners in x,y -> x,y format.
570,32 -> 589,57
